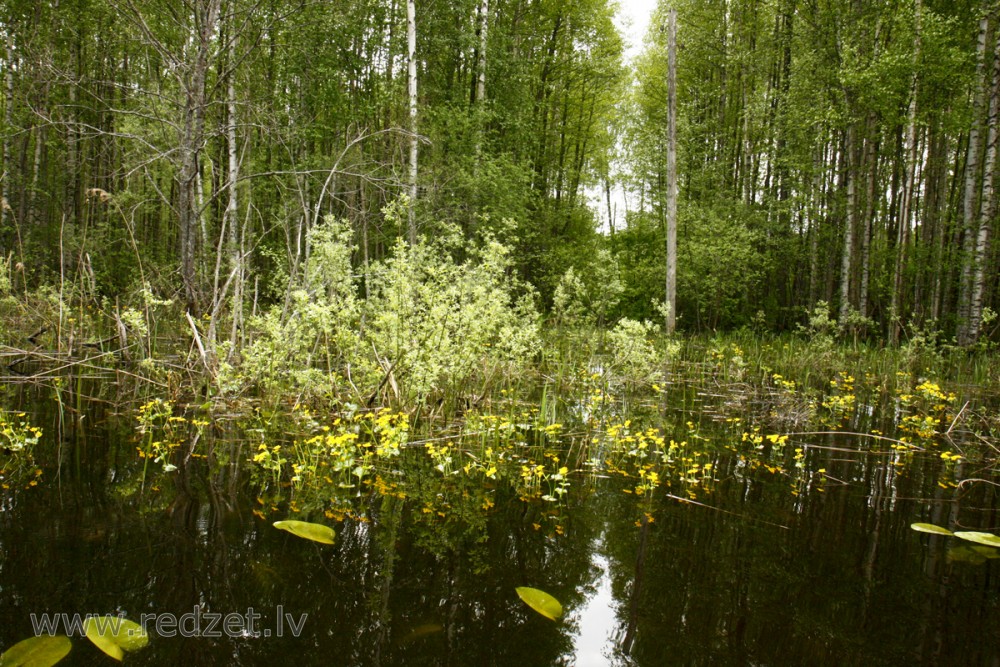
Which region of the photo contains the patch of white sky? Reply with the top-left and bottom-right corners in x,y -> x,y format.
589,0 -> 660,232
616,0 -> 659,62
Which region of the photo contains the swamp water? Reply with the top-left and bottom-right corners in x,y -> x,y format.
1,365 -> 999,666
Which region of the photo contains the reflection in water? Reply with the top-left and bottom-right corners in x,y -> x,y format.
570,534 -> 615,665
2,378 -> 1000,666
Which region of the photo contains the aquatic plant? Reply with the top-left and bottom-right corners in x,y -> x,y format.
273,520 -> 336,544
820,372 -> 856,426
0,635 -> 72,667
0,411 -> 42,457
0,411 -> 43,491
515,586 -> 563,621
896,378 -> 957,444
83,616 -> 148,661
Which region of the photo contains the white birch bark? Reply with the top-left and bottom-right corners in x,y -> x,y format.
407,0 -> 418,245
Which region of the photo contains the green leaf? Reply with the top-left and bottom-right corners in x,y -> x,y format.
83,617 -> 148,662
515,586 -> 563,621
0,636 -> 72,667
954,531 -> 1000,548
910,522 -> 954,536
273,520 -> 336,545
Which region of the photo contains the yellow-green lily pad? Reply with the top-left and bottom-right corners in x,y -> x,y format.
0,635 -> 72,667
83,616 -> 148,661
911,523 -> 954,536
273,520 -> 336,545
954,531 -> 1000,548
515,586 -> 563,621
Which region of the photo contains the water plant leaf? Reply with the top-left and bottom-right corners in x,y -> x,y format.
954,531 -> 1000,548
515,586 -> 563,621
910,523 -> 954,536
273,520 -> 336,545
0,635 -> 72,667
83,617 -> 148,661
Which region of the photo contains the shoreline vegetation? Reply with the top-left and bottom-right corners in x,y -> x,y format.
3,1 -> 1000,662
2,224 -> 998,522
0,0 -> 998,568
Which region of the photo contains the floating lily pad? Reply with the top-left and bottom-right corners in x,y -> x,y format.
273,520 -> 336,545
0,635 -> 72,667
83,616 -> 148,661
515,586 -> 563,621
910,523 -> 954,536
954,531 -> 1000,548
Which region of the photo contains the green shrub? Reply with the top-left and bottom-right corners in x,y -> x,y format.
606,318 -> 676,384
238,213 -> 539,410
239,218 -> 370,397
367,235 -> 539,406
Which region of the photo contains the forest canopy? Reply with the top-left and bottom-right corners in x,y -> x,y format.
0,0 -> 998,350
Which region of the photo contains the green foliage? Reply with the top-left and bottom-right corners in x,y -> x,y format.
238,218 -> 369,397
0,635 -> 72,667
605,318 -> 676,384
515,587 -> 563,621
237,211 -> 538,409
272,520 -> 336,545
799,301 -> 838,349
367,233 -> 540,406
611,203 -> 770,329
83,616 -> 148,662
551,248 -> 623,326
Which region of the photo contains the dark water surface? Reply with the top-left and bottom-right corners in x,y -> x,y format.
2,380 -> 999,666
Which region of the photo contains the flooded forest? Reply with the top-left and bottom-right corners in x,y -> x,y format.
2,0 -> 1000,665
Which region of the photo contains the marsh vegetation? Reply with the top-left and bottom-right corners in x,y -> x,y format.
3,0 -> 1000,663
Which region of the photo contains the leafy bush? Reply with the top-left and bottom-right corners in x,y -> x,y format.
237,214 -> 539,409
239,218 -> 370,396
367,235 -> 539,406
551,248 -> 624,326
606,318 -> 676,384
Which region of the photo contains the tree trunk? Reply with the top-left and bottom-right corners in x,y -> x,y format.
859,124 -> 879,318
407,0 -> 418,245
965,21 -> 1000,345
1,31 -> 13,233
890,0 -> 921,344
175,0 -> 223,313
472,0 -> 489,164
665,9 -> 678,334
226,32 -> 243,358
605,170 -> 615,238
475,0 -> 488,105
958,13 -> 990,344
839,125 -> 856,322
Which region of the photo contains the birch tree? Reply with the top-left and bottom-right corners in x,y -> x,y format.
963,18 -> 1000,346
407,0 -> 418,245
665,8 -> 678,334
